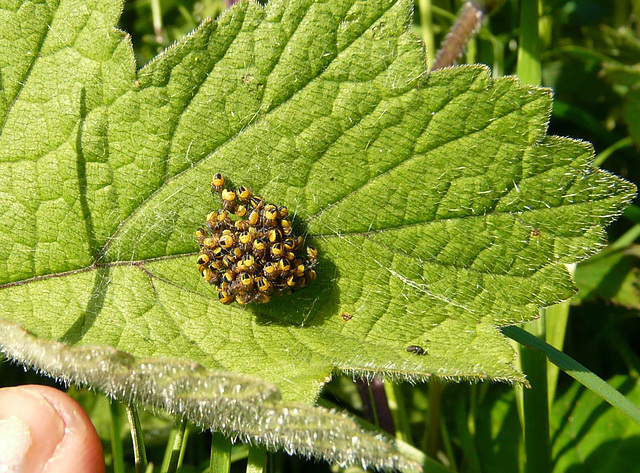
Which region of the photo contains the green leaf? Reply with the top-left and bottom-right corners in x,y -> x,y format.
551,376 -> 640,473
0,0 -> 635,445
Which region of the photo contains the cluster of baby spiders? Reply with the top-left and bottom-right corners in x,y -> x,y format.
196,173 -> 318,305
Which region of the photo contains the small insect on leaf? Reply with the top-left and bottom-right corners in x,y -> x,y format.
406,345 -> 428,355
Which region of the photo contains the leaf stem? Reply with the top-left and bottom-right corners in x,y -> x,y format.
519,315 -> 552,473
545,296 -> 572,404
454,391 -> 481,473
366,381 -> 381,428
426,380 -> 443,458
439,415 -> 458,472
109,400 -> 126,473
502,325 -> 640,425
210,432 -> 232,473
126,403 -> 148,473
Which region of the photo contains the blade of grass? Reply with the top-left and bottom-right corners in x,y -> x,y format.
608,224 -> 640,252
110,400 -> 126,473
210,432 -> 232,473
502,326 -> 640,425
594,136 -> 634,167
126,403 -> 148,473
623,204 -> 640,224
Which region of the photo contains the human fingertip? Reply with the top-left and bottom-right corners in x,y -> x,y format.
0,415 -> 32,472
0,385 -> 105,473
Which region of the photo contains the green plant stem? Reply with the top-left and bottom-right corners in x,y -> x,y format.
466,36 -> 477,64
210,432 -> 232,473
516,0 -> 541,86
164,419 -> 189,473
545,297 -> 571,404
515,2 -> 552,470
519,315 -> 551,473
126,403 -> 148,473
384,381 -> 413,444
110,400 -> 126,473
538,0 -> 552,49
503,326 -> 640,425
246,447 -> 266,473
150,0 -> 164,44
485,19 -> 505,77
454,392 -> 481,473
420,0 -> 436,69
368,382 -> 381,428
594,136 -> 634,167
426,379 -> 443,458
439,416 -> 458,472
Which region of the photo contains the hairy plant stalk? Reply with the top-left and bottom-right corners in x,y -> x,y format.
432,2 -> 486,70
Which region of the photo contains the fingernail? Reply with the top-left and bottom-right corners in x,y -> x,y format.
0,416 -> 32,473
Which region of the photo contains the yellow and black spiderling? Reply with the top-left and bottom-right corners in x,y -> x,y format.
211,173 -> 225,193
196,173 -> 318,305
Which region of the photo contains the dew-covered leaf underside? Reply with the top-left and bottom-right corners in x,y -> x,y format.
0,0 -> 635,403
